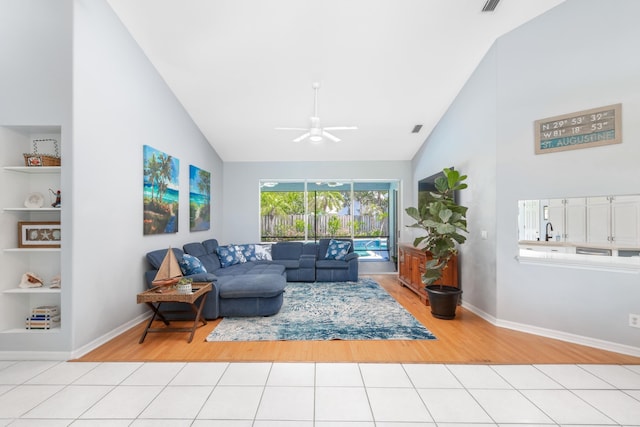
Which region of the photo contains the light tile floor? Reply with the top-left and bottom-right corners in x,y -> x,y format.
0,361 -> 639,426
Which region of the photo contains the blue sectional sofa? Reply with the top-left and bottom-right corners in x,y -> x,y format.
144,238 -> 358,319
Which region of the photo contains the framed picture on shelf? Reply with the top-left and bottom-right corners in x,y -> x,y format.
18,221 -> 61,248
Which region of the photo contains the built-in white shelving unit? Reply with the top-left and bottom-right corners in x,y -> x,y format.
1,126 -> 62,337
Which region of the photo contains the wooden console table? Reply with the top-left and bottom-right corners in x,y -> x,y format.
136,282 -> 211,343
398,244 -> 458,305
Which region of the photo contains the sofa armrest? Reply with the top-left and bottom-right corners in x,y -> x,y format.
299,254 -> 317,268
184,272 -> 219,283
345,252 -> 359,262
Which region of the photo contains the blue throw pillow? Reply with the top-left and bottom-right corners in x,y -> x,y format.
325,239 -> 351,260
236,244 -> 257,261
216,245 -> 246,268
178,253 -> 207,275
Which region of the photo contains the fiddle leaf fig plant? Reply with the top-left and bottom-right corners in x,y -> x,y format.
406,168 -> 468,286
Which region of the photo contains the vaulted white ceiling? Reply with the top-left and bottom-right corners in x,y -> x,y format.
107,0 -> 565,162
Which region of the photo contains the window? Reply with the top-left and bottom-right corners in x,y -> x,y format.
260,180 -> 397,261
259,181 -> 306,241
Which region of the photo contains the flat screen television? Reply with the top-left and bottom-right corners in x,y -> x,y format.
418,167 -> 455,213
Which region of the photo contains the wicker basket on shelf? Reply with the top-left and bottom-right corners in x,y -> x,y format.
23,139 -> 61,166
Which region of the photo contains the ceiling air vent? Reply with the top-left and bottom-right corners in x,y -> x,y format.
412,124 -> 423,133
482,0 -> 500,12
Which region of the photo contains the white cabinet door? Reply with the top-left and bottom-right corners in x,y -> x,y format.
565,197 -> 586,243
611,195 -> 640,246
587,196 -> 610,245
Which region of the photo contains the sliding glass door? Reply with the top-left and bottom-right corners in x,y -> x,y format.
260,179 -> 398,263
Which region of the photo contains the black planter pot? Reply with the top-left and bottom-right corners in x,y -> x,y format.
425,285 -> 462,320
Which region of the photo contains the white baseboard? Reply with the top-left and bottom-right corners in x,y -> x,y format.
69,313 -> 150,360
461,301 -> 640,358
0,350 -> 71,361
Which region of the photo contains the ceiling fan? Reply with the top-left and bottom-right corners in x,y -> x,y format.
275,82 -> 358,143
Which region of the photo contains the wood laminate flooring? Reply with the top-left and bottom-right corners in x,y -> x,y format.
75,274 -> 640,364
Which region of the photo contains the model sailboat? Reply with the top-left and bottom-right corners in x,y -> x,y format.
152,247 -> 182,290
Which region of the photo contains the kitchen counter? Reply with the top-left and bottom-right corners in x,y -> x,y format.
517,241 -> 640,272
519,240 -> 640,251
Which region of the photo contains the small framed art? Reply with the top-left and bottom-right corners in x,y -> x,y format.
18,221 -> 61,248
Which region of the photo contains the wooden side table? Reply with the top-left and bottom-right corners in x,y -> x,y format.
136,282 -> 212,343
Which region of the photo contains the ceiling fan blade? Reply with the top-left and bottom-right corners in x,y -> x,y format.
275,127 -> 308,131
323,126 -> 358,130
293,132 -> 310,143
322,130 -> 341,142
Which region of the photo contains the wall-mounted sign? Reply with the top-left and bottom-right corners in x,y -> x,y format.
534,103 -> 621,154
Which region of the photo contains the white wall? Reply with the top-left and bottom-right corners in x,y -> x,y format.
495,0 -> 640,352
0,0 -> 72,125
416,0 -> 640,353
71,0 -> 223,352
0,0 -> 72,353
222,161 -> 412,244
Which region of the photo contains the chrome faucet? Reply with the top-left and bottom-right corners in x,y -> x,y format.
545,222 -> 554,241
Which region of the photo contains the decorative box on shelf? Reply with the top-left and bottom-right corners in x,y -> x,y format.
25,305 -> 60,330
23,139 -> 61,167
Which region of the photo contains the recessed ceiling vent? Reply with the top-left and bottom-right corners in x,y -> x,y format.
412,124 -> 423,133
482,0 -> 500,12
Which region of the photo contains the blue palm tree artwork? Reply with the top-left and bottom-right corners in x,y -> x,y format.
143,145 -> 179,235
189,165 -> 211,231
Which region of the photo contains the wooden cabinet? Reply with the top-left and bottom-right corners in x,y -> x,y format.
398,244 -> 458,305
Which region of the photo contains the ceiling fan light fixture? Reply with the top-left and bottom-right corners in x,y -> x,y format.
275,83 -> 357,144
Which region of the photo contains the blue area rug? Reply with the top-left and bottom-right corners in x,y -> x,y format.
206,278 -> 436,341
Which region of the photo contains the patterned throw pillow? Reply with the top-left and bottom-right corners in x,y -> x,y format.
325,239 -> 351,260
236,244 -> 257,261
254,244 -> 272,261
216,245 -> 246,268
178,253 -> 207,275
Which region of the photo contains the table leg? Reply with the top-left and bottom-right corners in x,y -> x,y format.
139,302 -> 170,344
148,302 -> 170,325
187,293 -> 209,343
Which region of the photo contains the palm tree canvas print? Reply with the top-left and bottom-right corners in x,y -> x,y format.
189,165 -> 211,231
143,145 -> 179,235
